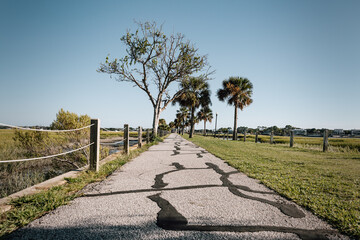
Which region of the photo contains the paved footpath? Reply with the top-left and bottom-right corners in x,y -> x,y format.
8,134 -> 348,240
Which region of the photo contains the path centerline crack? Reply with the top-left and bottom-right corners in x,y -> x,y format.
148,193 -> 337,240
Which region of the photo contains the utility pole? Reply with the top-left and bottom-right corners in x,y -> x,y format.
214,112 -> 218,138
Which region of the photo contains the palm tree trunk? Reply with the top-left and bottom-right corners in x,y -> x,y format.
233,105 -> 238,140
189,107 -> 195,138
181,120 -> 184,135
204,121 -> 206,136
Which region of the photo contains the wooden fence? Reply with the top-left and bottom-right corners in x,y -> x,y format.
209,129 -> 331,152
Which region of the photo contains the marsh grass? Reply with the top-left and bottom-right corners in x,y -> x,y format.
0,139 -> 162,238
0,130 -> 110,198
186,134 -> 360,239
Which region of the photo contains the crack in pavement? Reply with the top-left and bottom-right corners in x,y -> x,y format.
84,185 -> 222,197
152,163 -> 210,189
205,162 -> 305,218
87,136 -> 342,239
150,162 -> 281,194
171,150 -> 180,156
148,193 -> 337,240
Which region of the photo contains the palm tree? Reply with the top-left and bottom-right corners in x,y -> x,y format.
173,118 -> 181,133
217,77 -> 253,140
176,107 -> 190,135
197,107 -> 213,136
169,121 -> 175,130
174,77 -> 211,138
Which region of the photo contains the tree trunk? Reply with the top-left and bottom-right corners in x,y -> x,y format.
189,107 -> 195,138
204,121 -> 206,136
152,106 -> 161,138
233,105 -> 238,140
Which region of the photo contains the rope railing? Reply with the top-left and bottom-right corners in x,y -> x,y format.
0,120 -> 148,171
0,143 -> 94,163
0,123 -> 94,132
0,119 -> 101,172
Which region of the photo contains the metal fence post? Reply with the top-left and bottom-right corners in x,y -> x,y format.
124,124 -> 129,155
90,119 -> 100,172
255,131 -> 258,143
323,129 -> 329,152
290,130 -> 294,147
138,126 -> 142,148
146,129 -> 150,144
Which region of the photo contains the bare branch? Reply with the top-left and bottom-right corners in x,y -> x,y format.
161,89 -> 184,111
98,21 -> 212,136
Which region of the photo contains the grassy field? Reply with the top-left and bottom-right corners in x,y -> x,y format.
209,133 -> 360,152
185,134 -> 360,239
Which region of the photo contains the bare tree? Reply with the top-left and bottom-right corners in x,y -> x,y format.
98,21 -> 211,137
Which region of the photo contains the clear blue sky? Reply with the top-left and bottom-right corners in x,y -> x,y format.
1,0 -> 359,130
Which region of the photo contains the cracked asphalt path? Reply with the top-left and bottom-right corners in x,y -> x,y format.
7,134 -> 348,239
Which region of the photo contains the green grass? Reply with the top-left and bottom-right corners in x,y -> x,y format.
0,138 -> 162,238
185,134 -> 360,239
209,133 -> 360,151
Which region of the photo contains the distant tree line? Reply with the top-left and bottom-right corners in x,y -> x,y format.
210,125 -> 355,137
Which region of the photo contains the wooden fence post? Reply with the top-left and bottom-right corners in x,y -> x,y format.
290,130 -> 294,147
270,131 -> 274,144
138,126 -> 142,148
255,131 -> 258,143
323,129 -> 329,152
146,129 -> 150,144
90,119 -> 100,172
227,129 -> 229,140
244,129 -> 247,142
124,124 -> 129,155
